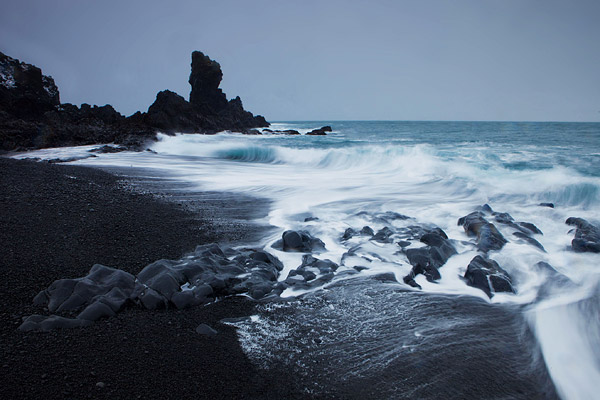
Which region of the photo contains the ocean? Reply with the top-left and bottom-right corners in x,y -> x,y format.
15,121 -> 600,399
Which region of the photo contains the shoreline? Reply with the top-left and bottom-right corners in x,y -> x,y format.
0,157 -> 303,399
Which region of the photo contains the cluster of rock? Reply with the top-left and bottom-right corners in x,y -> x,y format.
337,205 -> 549,298
21,204 -> 598,331
0,50 -> 268,151
456,204 -> 549,296
20,244 -> 285,331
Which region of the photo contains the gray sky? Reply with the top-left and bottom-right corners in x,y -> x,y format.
1,0 -> 599,121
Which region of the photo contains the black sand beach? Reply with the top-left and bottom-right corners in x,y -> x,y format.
0,158 -> 303,399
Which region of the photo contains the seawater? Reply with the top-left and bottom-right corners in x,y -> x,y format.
15,121 -> 600,399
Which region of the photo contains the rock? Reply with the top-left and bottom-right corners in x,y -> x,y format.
89,145 -> 128,154
306,126 -> 332,136
402,228 -> 456,285
371,227 -> 394,243
458,211 -> 507,253
139,287 -> 168,310
189,51 -> 228,114
144,90 -> 199,133
372,272 -> 398,283
195,324 -> 217,336
34,264 -> 137,314
18,315 -> 92,332
539,203 -> 555,208
403,275 -> 422,289
464,255 -> 515,298
0,50 -> 269,151
565,217 -> 600,253
342,228 -> 357,241
342,226 -> 374,241
21,243 -> 286,330
300,255 -> 339,274
360,226 -> 375,236
493,212 -> 514,224
263,129 -> 300,135
0,51 -> 60,120
137,259 -> 186,300
284,255 -> 339,290
187,51 -> 267,130
304,216 -> 319,222
272,230 -> 326,252
513,232 -> 545,252
95,382 -> 105,389
519,222 -> 543,235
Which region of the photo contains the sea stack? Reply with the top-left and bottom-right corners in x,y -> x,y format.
0,50 -> 269,151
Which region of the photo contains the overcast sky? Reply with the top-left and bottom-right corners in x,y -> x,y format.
1,0 -> 599,121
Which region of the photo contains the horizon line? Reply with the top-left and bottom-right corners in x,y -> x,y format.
270,119 -> 600,124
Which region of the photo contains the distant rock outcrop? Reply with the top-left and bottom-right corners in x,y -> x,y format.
0,50 -> 269,151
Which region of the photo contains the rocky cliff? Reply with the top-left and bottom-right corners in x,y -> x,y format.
0,51 -> 269,151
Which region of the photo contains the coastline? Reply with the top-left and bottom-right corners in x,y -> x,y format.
0,157 -> 301,399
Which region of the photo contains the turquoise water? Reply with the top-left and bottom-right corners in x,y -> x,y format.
273,121 -> 600,176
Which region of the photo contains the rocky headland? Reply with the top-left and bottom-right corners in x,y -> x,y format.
0,50 -> 269,151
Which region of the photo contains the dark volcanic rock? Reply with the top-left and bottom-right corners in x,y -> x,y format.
284,255 -> 339,290
513,232 -> 546,252
371,226 -> 394,243
464,255 -> 515,298
0,50 -> 269,151
458,211 -> 507,253
263,128 -> 300,135
145,90 -> 200,133
306,126 -> 332,136
0,51 -> 59,120
402,228 -> 457,288
189,51 -> 228,114
341,225 -> 375,241
272,230 -> 326,253
519,222 -> 543,235
20,244 -> 286,330
565,217 -> 600,253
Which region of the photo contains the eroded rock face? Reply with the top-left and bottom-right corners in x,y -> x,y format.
0,51 -> 59,120
145,90 -> 200,133
189,51 -> 228,115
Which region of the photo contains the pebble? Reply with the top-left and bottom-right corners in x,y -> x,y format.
96,382 -> 105,388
